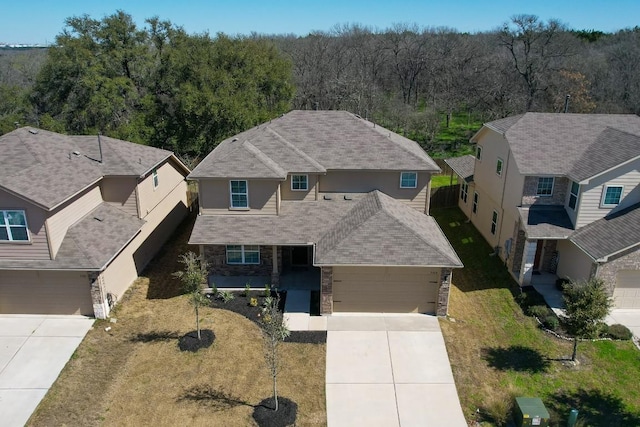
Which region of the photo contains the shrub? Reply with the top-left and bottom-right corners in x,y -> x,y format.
543,314 -> 560,331
250,297 -> 258,307
264,284 -> 271,298
528,305 -> 551,319
556,277 -> 571,291
218,290 -> 235,303
244,283 -> 252,298
606,324 -> 633,340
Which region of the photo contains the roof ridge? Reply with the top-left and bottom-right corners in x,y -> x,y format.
366,122 -> 436,169
266,127 -> 326,172
242,141 -> 287,178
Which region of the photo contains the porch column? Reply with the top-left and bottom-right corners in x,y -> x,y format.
271,245 -> 280,286
522,240 -> 538,285
436,268 -> 452,316
90,272 -> 109,319
321,266 -> 333,315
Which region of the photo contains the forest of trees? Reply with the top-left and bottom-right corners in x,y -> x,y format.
1,11 -> 639,161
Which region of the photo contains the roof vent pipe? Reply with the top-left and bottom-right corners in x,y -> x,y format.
563,94 -> 570,113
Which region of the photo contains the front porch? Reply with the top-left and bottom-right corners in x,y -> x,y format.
530,272 -> 565,316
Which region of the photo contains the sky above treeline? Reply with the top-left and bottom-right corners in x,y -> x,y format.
1,0 -> 639,45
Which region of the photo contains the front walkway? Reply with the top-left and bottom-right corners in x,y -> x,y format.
325,314 -> 466,427
531,273 -> 565,316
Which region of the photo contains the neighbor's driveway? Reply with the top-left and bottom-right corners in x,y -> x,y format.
325,314 -> 467,427
607,309 -> 640,341
0,315 -> 94,427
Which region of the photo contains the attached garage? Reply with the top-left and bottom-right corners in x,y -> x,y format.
332,266 -> 440,313
0,270 -> 93,315
613,270 -> 640,309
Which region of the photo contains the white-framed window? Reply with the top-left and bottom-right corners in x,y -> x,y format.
460,182 -> 468,203
152,168 -> 159,189
0,210 -> 29,242
536,177 -> 554,196
476,146 -> 482,161
226,245 -> 260,264
400,172 -> 417,188
230,180 -> 248,209
601,185 -> 623,207
496,158 -> 503,176
568,181 -> 579,210
491,210 -> 498,235
472,192 -> 479,214
291,174 -> 308,191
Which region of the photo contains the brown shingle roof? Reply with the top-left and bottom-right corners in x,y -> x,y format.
444,155 -> 475,182
189,110 -> 440,179
0,128 -> 175,209
517,206 -> 575,240
480,113 -> 640,179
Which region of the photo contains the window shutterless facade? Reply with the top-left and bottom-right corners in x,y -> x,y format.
291,174 -> 308,191
491,210 -> 498,235
536,177 -> 554,196
229,180 -> 248,209
476,146 -> 482,160
400,172 -> 417,188
0,210 -> 29,241
460,182 -> 468,203
226,245 -> 260,264
568,181 -> 579,210
601,185 -> 623,207
472,192 -> 479,214
496,158 -> 503,176
152,168 -> 159,189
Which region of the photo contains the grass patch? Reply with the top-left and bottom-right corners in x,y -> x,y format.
431,174 -> 457,189
433,207 -> 640,426
28,213 -> 326,427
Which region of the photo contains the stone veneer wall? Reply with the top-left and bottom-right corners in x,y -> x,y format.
320,266 -> 333,314
90,272 -> 108,319
437,268 -> 452,316
203,245 -> 281,277
594,247 -> 640,295
510,229 -> 526,280
541,240 -> 558,272
522,176 -> 569,206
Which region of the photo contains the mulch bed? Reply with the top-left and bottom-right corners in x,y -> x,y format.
208,291 -> 327,344
252,396 -> 297,427
178,329 -> 215,352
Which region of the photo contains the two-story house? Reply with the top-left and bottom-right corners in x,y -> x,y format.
188,110 -> 462,315
0,128 -> 191,318
449,113 -> 640,308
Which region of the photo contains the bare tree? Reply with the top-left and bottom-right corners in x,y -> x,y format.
173,251 -> 209,340
260,295 -> 290,411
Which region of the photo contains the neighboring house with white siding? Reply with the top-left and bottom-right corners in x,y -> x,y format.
448,113 -> 640,309
0,128 -> 191,318
188,110 -> 462,316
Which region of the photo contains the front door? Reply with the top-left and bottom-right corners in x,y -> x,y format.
533,240 -> 544,272
291,246 -> 309,266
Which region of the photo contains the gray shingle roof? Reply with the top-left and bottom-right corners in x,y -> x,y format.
189,110 -> 440,179
570,202 -> 640,261
518,206 -> 575,239
480,113 -> 640,179
0,203 -> 145,270
444,155 -> 475,182
0,128 -> 175,209
189,190 -> 462,268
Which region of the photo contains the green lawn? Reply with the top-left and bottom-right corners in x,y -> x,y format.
430,174 -> 457,188
433,207 -> 640,426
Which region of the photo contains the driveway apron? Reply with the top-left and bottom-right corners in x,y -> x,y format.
326,314 -> 467,427
0,315 -> 94,427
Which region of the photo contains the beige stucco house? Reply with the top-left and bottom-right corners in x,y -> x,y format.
188,110 -> 462,315
0,127 -> 191,318
448,113 -> 640,308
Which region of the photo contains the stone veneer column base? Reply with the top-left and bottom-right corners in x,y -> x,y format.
90,272 -> 109,319
320,266 -> 333,315
436,268 -> 452,316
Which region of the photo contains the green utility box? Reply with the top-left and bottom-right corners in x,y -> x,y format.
514,397 -> 551,427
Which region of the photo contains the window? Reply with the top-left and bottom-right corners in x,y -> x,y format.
152,168 -> 159,189
496,158 -> 503,176
601,185 -> 623,207
400,172 -> 417,188
491,210 -> 498,235
291,174 -> 308,191
0,210 -> 29,241
460,182 -> 468,203
472,192 -> 479,214
568,181 -> 579,210
230,180 -> 248,209
476,146 -> 482,160
226,245 -> 260,264
536,177 -> 554,196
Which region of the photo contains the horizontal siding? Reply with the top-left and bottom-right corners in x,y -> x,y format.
556,240 -> 593,282
280,174 -> 317,201
199,179 -> 279,215
0,189 -> 50,260
138,159 -> 187,219
47,185 -> 103,257
101,177 -> 139,216
576,163 -> 640,228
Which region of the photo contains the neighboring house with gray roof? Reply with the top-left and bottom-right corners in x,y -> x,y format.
448,112 -> 640,308
188,110 -> 462,315
0,128 -> 191,318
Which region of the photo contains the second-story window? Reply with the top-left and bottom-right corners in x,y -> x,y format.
496,158 -> 503,176
568,181 -> 579,210
601,185 -> 623,207
476,146 -> 483,160
291,174 -> 308,191
460,182 -> 468,203
536,177 -> 554,196
230,180 -> 248,209
473,192 -> 479,214
152,168 -> 159,189
0,210 -> 29,241
400,172 -> 417,188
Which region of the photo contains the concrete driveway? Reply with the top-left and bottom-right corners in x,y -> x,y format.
607,309 -> 640,341
0,315 -> 94,427
326,314 -> 467,427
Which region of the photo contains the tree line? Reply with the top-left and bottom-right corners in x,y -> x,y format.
1,11 -> 639,161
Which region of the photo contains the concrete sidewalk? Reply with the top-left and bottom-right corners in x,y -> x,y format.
325,314 -> 467,427
0,315 -> 94,427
